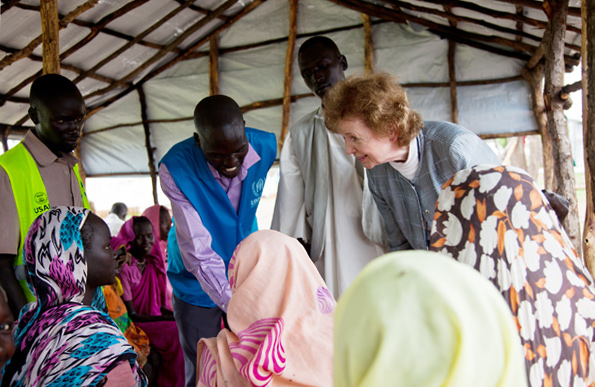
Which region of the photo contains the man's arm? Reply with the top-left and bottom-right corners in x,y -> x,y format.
271,133 -> 309,240
0,254 -> 27,317
159,164 -> 231,311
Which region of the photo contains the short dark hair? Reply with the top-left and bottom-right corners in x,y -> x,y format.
110,202 -> 128,218
29,74 -> 83,109
298,36 -> 341,58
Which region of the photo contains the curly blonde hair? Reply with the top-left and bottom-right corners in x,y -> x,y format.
323,72 -> 423,146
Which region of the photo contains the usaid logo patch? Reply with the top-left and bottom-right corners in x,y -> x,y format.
34,192 -> 48,205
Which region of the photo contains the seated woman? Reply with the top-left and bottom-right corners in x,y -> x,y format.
430,165 -> 595,386
196,230 -> 334,387
2,206 -> 146,386
112,216 -> 184,387
103,248 -> 151,372
142,204 -> 173,310
322,72 -> 500,251
335,250 -> 527,387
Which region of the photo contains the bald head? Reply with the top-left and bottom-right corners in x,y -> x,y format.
28,74 -> 86,156
192,95 -> 249,179
193,95 -> 244,138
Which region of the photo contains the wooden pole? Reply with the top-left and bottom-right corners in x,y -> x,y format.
40,0 -> 59,74
582,0 -> 595,275
521,63 -> 555,189
209,34 -> 219,96
543,0 -> 581,254
443,5 -> 458,124
362,13 -> 374,75
279,0 -> 298,151
138,87 -> 158,205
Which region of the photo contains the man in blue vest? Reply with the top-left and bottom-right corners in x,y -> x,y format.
159,95 -> 276,387
0,74 -> 89,317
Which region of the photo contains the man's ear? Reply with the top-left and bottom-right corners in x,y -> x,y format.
193,132 -> 201,149
340,55 -> 348,71
28,107 -> 39,125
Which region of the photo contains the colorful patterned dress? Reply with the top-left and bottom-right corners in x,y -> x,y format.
430,165 -> 595,387
1,206 -> 146,387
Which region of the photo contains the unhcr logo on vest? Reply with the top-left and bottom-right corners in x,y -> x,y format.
250,178 -> 265,207
33,192 -> 50,214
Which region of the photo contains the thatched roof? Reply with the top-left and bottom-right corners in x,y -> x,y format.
0,0 -> 584,177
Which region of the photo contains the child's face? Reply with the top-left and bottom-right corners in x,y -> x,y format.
131,221 -> 155,258
159,209 -> 172,241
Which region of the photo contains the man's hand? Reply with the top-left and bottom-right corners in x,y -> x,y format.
297,238 -> 311,257
542,189 -> 570,223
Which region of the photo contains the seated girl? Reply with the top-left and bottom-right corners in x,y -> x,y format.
112,216 -> 184,387
2,206 -> 147,386
141,204 -> 173,310
103,248 -> 152,378
196,230 -> 335,387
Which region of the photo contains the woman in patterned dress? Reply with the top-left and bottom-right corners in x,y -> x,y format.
196,230 -> 335,387
1,206 -> 146,386
430,165 -> 595,387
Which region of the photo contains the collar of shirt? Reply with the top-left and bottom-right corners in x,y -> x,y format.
206,142 -> 261,184
23,129 -> 79,168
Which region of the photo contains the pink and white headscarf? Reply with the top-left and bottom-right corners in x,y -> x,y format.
197,230 -> 335,387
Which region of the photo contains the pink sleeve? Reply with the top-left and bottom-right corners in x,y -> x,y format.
159,163 -> 232,312
118,264 -> 134,302
103,361 -> 137,387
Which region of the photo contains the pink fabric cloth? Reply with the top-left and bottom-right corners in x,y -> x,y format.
142,204 -> 174,310
196,230 -> 335,387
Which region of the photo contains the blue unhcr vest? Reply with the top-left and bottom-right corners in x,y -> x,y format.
161,128 -> 276,307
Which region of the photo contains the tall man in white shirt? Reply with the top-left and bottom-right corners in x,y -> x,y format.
272,36 -> 387,297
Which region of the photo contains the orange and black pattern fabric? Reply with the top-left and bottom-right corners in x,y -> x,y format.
430,165 -> 595,387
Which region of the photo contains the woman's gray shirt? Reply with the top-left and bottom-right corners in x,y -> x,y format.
367,121 -> 500,251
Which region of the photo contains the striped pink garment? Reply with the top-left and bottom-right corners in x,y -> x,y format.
197,230 -> 335,387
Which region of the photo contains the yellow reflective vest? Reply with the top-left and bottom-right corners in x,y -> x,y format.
0,142 -> 90,302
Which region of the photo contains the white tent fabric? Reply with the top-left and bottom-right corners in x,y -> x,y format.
80,0 -> 534,176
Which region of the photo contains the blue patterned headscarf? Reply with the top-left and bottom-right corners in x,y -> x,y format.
2,206 -> 147,387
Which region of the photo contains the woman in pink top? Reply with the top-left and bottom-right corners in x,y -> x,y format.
142,204 -> 174,310
112,216 -> 184,387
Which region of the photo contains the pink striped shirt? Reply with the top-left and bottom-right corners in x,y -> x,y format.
159,144 -> 260,312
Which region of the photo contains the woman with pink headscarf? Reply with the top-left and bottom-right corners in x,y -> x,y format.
112,216 -> 184,387
196,230 -> 335,387
142,204 -> 173,310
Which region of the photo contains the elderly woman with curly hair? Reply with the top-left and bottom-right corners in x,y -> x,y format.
323,72 -> 500,252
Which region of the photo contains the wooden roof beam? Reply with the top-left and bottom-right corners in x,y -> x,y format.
0,0 -> 98,72
279,0 -> 298,150
419,0 -> 580,34
85,0 -> 238,99
72,0 -> 196,85
85,0 -> 266,117
384,0 -> 547,44
495,0 -> 580,18
12,2 -> 173,52
172,0 -> 230,22
40,0 -> 60,75
333,0 -> 580,67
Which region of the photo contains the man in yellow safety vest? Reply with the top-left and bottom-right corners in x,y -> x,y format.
0,74 -> 90,317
